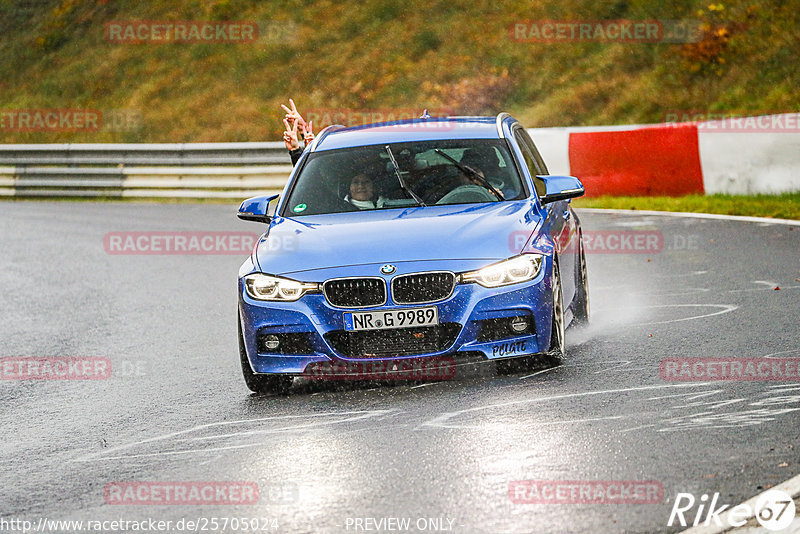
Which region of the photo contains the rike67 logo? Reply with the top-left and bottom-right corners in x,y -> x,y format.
668,490 -> 796,531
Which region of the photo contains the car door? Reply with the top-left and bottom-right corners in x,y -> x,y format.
513,127 -> 578,309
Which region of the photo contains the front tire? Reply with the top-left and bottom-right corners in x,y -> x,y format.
548,259 -> 565,357
572,234 -> 590,326
239,319 -> 292,395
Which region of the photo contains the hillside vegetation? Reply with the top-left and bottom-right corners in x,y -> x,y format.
1,0 -> 798,143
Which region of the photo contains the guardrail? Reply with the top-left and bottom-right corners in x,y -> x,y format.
5,116 -> 798,199
0,142 -> 292,198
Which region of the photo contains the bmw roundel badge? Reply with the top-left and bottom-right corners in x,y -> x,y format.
380,264 -> 396,275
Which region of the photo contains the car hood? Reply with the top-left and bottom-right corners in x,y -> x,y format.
255,201 -> 542,276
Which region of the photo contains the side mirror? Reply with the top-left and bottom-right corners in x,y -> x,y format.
237,194 -> 279,223
537,175 -> 585,205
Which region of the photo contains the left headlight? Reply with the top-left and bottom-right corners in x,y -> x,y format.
243,273 -> 319,301
460,254 -> 544,288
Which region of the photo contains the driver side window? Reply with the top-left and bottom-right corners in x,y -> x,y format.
514,130 -> 547,198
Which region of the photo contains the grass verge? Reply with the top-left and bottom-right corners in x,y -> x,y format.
4,192 -> 800,220
573,193 -> 800,220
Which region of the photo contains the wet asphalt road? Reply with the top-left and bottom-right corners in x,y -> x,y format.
1,201 -> 799,534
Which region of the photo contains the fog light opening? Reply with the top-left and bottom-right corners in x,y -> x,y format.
510,316 -> 530,334
264,335 -> 280,350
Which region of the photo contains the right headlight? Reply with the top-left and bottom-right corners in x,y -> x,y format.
459,254 -> 544,288
243,273 -> 319,301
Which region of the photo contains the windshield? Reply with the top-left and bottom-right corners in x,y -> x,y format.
282,139 -> 526,217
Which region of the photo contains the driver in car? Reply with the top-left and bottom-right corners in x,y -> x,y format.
422,156 -> 503,204
451,164 -> 503,200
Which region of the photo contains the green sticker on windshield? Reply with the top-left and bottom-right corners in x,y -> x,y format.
293,203 -> 307,213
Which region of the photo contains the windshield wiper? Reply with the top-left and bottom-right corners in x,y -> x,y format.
434,149 -> 505,201
385,145 -> 426,206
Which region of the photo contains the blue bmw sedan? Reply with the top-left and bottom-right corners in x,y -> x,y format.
237,113 -> 588,393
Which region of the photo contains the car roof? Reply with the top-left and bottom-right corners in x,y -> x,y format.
312,115 -> 515,152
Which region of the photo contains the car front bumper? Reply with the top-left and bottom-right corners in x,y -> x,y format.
238,260 -> 555,376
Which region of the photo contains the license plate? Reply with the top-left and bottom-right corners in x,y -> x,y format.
343,307 -> 439,331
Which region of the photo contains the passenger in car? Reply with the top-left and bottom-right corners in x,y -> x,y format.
344,170 -> 388,210
281,99 -> 313,165
344,172 -> 376,209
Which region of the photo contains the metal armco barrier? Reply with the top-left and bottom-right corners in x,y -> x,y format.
4,116 -> 798,199
0,142 -> 292,198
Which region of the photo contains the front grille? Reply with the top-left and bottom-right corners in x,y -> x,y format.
324,323 -> 462,359
391,271 -> 455,304
323,278 -> 386,308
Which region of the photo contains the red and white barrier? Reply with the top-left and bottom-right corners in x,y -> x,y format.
528,113 -> 800,196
